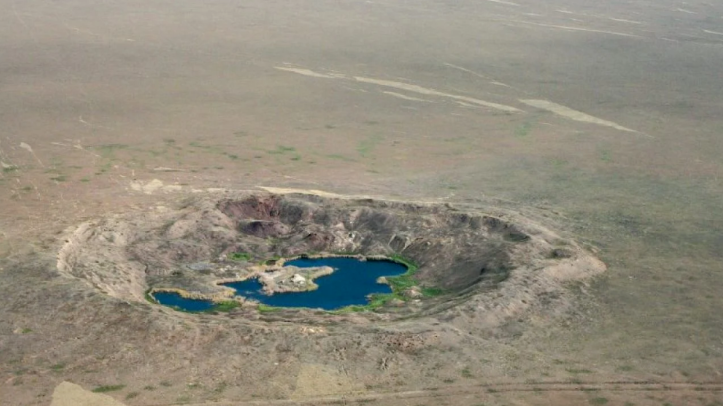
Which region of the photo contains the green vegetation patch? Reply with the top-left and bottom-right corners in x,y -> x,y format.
331,254 -> 443,313
385,253 -> 420,291
50,363 -> 65,371
144,289 -> 157,304
515,121 -> 533,138
210,301 -> 240,312
92,384 -> 126,393
258,304 -> 281,313
267,145 -> 296,155
421,287 -> 445,297
229,252 -> 251,261
357,134 -> 383,157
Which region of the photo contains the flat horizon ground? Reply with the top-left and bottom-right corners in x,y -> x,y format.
1,0 -> 723,405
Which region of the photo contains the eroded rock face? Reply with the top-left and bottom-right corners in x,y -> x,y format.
56,191 -> 605,324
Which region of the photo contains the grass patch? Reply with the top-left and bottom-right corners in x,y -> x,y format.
331,304 -> 368,314
386,274 -> 417,290
210,301 -> 240,312
599,149 -> 613,162
515,121 -> 532,137
461,367 -> 473,378
229,252 -> 251,261
92,384 -> 126,393
421,287 -> 444,297
176,395 -> 191,404
96,144 -> 128,158
268,145 -> 296,155
233,252 -> 251,261
214,381 -> 228,393
95,161 -> 112,175
589,397 -> 608,405
384,255 -> 421,292
326,153 -> 355,162
50,363 -> 65,371
143,385 -> 156,391
144,289 -> 157,304
389,253 -> 418,272
566,368 -> 593,374
258,304 -> 281,313
367,293 -> 396,309
126,392 -> 139,400
50,175 -> 67,182
2,166 -> 18,173
331,254 -> 433,313
357,134 -> 383,157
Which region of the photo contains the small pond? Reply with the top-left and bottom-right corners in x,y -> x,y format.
152,291 -> 215,312
152,257 -> 408,312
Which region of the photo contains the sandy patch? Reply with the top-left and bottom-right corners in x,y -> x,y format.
257,186 -> 359,199
382,91 -> 431,102
275,67 -> 345,79
129,179 -> 183,194
291,364 -> 363,399
609,17 -> 643,24
506,20 -> 642,38
274,65 -> 521,113
355,76 -> 521,112
485,0 -> 519,6
51,382 -> 127,406
519,99 -> 639,133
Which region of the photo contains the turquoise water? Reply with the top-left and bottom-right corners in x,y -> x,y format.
223,258 -> 407,310
152,291 -> 215,312
153,257 -> 408,312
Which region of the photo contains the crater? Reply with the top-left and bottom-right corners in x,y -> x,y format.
56,191 -> 605,323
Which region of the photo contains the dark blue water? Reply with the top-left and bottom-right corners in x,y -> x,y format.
152,291 -> 216,312
224,257 -> 407,310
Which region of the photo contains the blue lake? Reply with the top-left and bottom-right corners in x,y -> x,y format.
153,257 -> 408,312
224,258 -> 408,310
152,291 -> 215,312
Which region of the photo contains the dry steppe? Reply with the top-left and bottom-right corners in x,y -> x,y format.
1,0 -> 723,405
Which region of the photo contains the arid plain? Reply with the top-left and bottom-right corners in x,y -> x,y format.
2,0 -> 723,405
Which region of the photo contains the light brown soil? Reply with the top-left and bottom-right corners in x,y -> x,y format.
2,0 -> 723,405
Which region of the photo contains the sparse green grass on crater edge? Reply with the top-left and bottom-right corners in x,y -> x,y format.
91,384 -> 125,393
330,253 -> 444,314
229,252 -> 252,261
